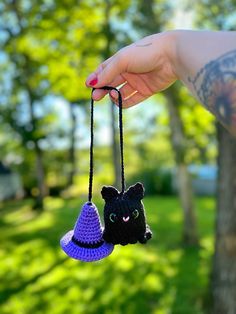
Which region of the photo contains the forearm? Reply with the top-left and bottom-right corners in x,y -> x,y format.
173,30 -> 236,135
86,30 -> 236,135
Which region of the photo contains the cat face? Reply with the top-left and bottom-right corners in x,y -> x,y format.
104,196 -> 143,226
101,183 -> 147,245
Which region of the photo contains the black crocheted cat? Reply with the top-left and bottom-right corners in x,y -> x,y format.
101,182 -> 152,246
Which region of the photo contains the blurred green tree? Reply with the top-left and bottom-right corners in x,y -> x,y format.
0,0 -> 56,209
25,0 -> 98,187
164,83 -> 216,245
194,1 -> 236,312
37,0 -> 133,189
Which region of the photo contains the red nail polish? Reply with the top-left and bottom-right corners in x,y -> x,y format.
89,78 -> 98,86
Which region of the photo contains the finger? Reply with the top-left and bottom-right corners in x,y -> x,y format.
110,82 -> 137,101
96,57 -> 113,74
98,56 -> 125,86
110,74 -> 126,88
90,52 -> 127,88
92,75 -> 126,101
122,92 -> 147,109
86,57 -> 113,87
92,89 -> 108,100
109,90 -> 145,108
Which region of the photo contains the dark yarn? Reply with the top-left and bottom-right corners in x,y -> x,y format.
102,182 -> 152,245
88,89 -> 94,202
71,236 -> 104,249
88,86 -> 125,202
89,87 -> 152,246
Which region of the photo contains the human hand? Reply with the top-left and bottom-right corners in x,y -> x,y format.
85,32 -> 178,108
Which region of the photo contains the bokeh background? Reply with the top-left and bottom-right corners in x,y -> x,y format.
1,1 -> 236,314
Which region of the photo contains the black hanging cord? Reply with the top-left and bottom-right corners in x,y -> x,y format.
88,86 -> 126,202
88,88 -> 95,203
102,86 -> 126,194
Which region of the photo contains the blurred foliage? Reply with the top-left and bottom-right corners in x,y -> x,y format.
0,0 -> 217,199
132,0 -> 172,34
193,0 -> 236,30
0,196 -> 215,314
165,83 -> 216,164
128,167 -> 173,195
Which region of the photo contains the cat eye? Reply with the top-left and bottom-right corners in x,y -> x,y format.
109,213 -> 117,223
132,209 -> 139,219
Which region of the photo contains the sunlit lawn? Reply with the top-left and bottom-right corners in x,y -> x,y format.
0,195 -> 215,314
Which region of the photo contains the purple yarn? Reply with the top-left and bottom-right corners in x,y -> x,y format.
73,203 -> 103,243
60,202 -> 114,262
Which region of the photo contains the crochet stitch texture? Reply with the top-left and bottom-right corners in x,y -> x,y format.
102,182 -> 152,246
60,202 -> 114,262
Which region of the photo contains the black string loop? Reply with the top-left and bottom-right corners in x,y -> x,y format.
88,88 -> 94,203
88,86 -> 126,202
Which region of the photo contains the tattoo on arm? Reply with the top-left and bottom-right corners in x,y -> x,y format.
188,49 -> 236,134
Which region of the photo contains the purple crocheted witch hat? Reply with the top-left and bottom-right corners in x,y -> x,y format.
60,202 -> 114,262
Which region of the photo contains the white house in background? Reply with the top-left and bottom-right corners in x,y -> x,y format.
0,162 -> 24,201
172,164 -> 217,196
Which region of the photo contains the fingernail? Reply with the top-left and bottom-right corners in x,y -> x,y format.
89,77 -> 98,86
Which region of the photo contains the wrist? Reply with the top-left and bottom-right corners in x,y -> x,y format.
153,30 -> 180,81
163,30 -> 184,80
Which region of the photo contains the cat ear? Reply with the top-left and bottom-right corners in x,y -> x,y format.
101,186 -> 119,202
126,182 -> 144,200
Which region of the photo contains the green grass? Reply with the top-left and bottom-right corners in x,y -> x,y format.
0,196 -> 215,314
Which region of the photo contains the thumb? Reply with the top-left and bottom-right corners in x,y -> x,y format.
86,53 -> 126,87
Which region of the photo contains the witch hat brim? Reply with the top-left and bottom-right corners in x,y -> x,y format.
60,230 -> 114,262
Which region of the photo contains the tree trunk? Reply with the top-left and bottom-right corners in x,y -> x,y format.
166,90 -> 199,246
34,142 -> 46,210
178,163 -> 198,244
212,123 -> 236,314
28,93 -> 46,210
67,102 -> 76,186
